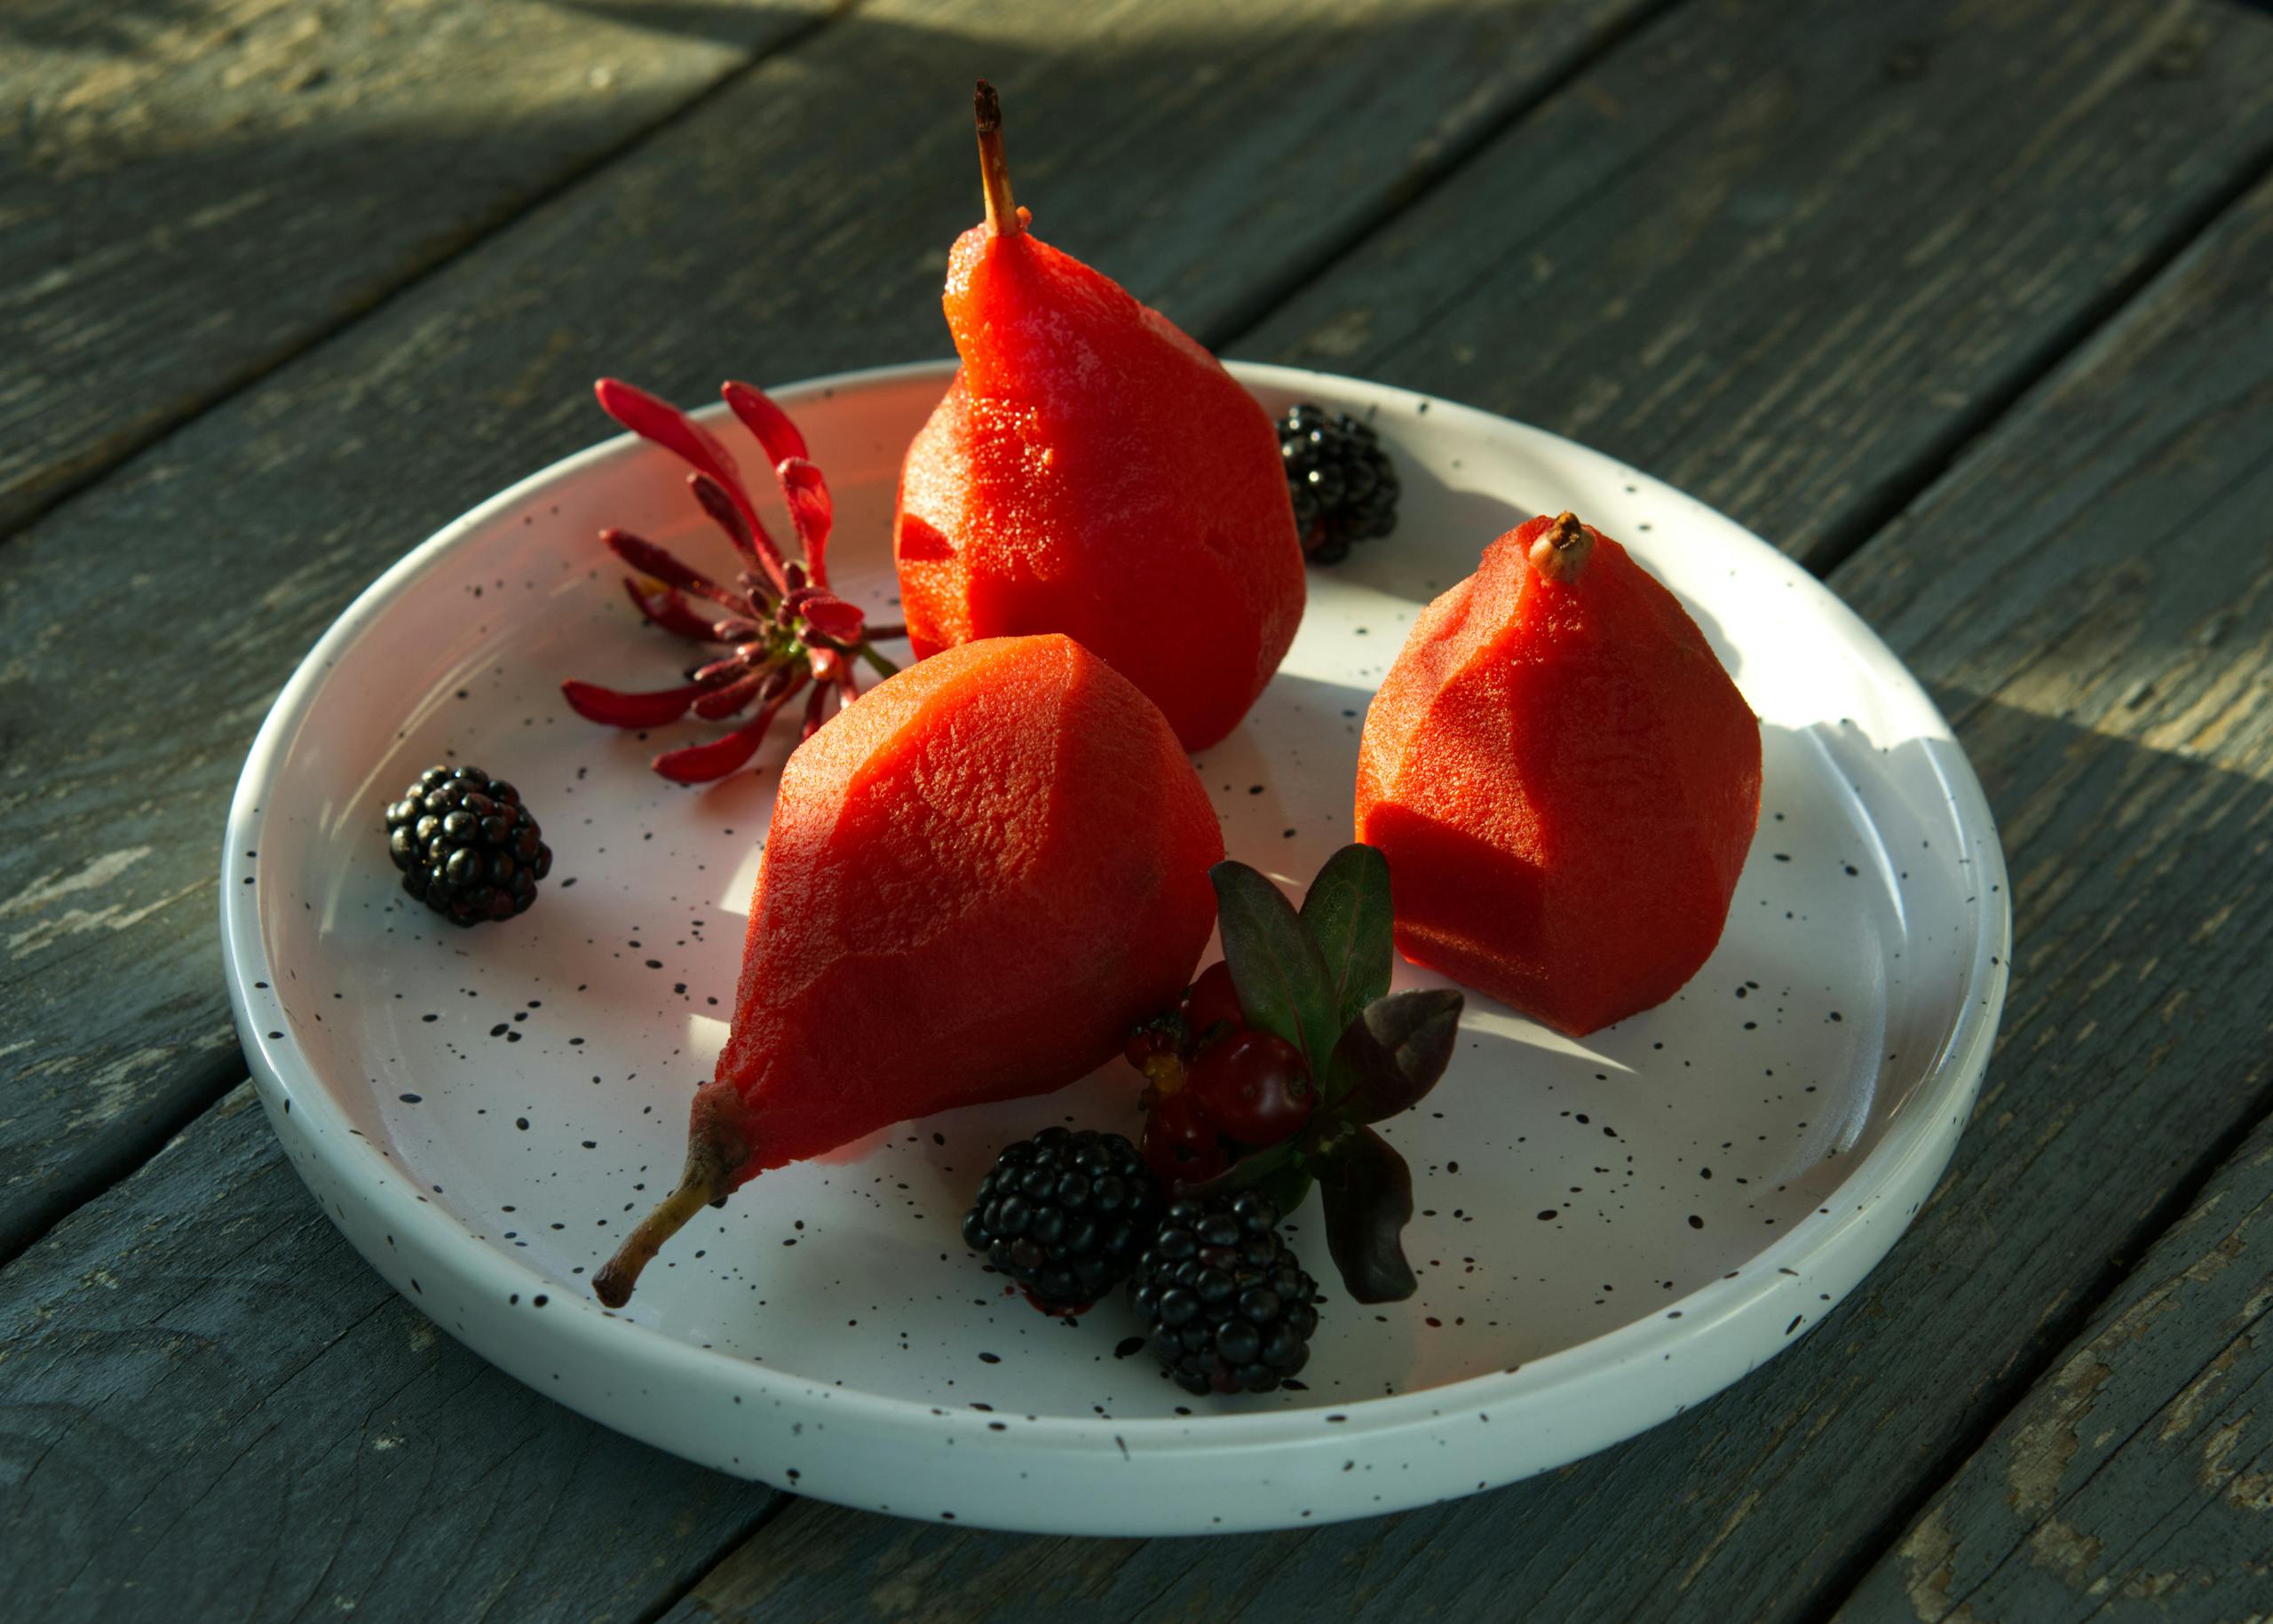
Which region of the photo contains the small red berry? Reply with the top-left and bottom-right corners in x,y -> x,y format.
1184,1029 -> 1314,1148
1143,1091 -> 1232,1187
1179,961 -> 1245,1050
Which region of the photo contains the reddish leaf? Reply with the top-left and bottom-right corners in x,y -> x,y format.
561,678 -> 703,728
721,379 -> 810,465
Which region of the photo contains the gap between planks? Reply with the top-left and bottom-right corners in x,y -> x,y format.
1785,136 -> 2273,582
1794,1067 -> 2273,1623
0,0 -> 862,554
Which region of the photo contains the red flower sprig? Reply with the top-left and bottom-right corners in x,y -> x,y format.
561,379 -> 904,782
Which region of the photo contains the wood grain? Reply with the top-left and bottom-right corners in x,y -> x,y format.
1239,0 -> 2273,570
0,0 -> 1653,1259
1836,1114 -> 2273,1621
0,1085 -> 779,1622
666,97 -> 2273,1624
0,0 -> 836,535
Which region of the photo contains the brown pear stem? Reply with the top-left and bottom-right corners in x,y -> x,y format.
593,1096 -> 747,1307
974,79 -> 1022,238
1528,510 -> 1593,582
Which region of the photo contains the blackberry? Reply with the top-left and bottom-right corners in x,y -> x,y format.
1129,1192 -> 1320,1394
1278,403 -> 1400,565
962,1128 -> 1161,1308
384,764 -> 552,927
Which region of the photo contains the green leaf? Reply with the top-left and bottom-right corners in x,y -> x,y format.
1255,1160 -> 1316,1220
1298,844 -> 1394,1030
1211,860 -> 1342,1076
1318,1126 -> 1417,1303
1332,988 -> 1466,1123
1186,1140 -> 1296,1200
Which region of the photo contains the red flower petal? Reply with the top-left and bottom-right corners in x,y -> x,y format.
622,577 -> 725,642
561,678 -> 704,728
689,472 -> 788,595
693,666 -> 772,719
800,679 -> 834,741
596,378 -> 747,497
652,673 -> 808,783
798,593 -> 866,646
721,380 -> 810,465
605,529 -> 742,610
774,457 -> 834,581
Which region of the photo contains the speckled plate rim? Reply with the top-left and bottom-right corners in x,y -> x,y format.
222,360 -> 2011,1531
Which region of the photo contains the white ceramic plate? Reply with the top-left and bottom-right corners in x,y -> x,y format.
222,361 -> 2008,1534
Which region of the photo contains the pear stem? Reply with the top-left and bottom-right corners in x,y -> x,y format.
593,1097 -> 746,1307
1527,510 -> 1593,582
974,79 -> 1022,238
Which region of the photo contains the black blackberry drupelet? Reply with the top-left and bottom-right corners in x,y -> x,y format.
1278,403 -> 1400,565
384,764 -> 551,927
1130,1192 -> 1320,1394
962,1128 -> 1162,1308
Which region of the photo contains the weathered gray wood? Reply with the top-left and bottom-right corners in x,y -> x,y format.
1835,1113 -> 2273,1622
665,85 -> 2273,1624
0,1085 -> 779,1624
1240,0 -> 2273,570
0,0 -> 835,535
0,0 -> 1653,1258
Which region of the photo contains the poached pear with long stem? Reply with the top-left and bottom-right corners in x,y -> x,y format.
893,82 -> 1307,753
594,632 -> 1224,1306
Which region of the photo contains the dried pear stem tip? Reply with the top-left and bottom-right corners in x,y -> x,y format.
1528,510 -> 1594,582
974,79 -> 1023,238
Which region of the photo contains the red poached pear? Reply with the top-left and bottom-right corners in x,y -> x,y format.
596,633 -> 1223,1305
893,83 -> 1305,751
1356,512 -> 1762,1036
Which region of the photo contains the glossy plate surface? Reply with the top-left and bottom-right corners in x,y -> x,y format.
222,361 -> 2008,1533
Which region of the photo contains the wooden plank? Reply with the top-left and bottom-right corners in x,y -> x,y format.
664,81 -> 2273,1624
0,0 -> 1655,1257
1239,0 -> 2273,569
0,1084 -> 780,1621
0,0 -> 837,535
1835,1112 -> 2273,1622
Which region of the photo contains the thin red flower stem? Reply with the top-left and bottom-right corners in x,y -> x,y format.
693,665 -> 774,719
606,530 -> 745,611
623,578 -> 726,642
689,472 -> 788,596
800,679 -> 832,741
652,672 -> 808,783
